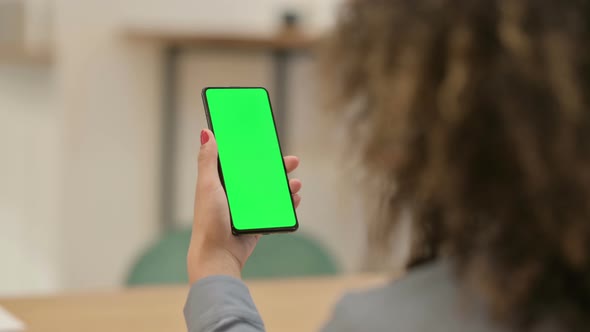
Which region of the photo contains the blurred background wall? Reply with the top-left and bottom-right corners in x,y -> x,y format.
0,0 -> 376,295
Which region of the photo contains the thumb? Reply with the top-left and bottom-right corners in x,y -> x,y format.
197,129 -> 219,184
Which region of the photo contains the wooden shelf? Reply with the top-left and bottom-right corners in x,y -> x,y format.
0,44 -> 52,64
126,28 -> 317,51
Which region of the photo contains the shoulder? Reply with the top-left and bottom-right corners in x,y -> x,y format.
323,261 -> 505,332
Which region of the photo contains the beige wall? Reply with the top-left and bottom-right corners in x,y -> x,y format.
54,0 -> 162,290
0,64 -> 60,295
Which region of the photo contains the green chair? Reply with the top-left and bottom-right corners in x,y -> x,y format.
243,233 -> 339,279
126,228 -> 191,285
126,228 -> 340,286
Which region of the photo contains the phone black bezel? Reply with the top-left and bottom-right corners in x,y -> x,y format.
201,86 -> 299,235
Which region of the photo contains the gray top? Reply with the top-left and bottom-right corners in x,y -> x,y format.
184,261 -> 507,332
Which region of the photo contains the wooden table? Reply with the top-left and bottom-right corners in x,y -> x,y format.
1,274 -> 392,332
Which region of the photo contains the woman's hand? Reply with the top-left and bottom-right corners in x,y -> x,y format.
187,129 -> 302,284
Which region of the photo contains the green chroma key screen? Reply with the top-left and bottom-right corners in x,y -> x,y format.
202,87 -> 298,233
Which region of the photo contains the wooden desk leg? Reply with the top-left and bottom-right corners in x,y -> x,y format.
273,49 -> 289,152
159,45 -> 180,232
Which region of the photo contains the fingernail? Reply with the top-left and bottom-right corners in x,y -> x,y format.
200,130 -> 209,145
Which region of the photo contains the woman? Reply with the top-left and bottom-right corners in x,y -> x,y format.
185,0 -> 590,331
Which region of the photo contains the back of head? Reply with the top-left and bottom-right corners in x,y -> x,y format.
323,0 -> 590,331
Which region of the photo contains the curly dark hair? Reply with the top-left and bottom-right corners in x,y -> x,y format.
323,0 -> 590,330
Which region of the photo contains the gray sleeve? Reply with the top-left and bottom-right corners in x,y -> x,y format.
320,294 -> 357,332
184,275 -> 265,332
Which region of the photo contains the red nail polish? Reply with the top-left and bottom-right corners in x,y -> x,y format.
200,130 -> 209,145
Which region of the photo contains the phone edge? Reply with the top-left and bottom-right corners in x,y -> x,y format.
200,86 -> 299,235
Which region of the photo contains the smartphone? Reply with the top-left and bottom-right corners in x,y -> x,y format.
201,87 -> 299,234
